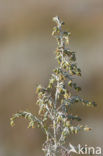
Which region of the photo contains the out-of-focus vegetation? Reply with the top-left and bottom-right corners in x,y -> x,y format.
0,1 -> 103,156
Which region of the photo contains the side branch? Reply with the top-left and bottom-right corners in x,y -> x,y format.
10,111 -> 46,130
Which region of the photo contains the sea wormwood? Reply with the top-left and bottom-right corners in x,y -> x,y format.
10,16 -> 96,156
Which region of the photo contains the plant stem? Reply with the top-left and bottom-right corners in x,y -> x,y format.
53,81 -> 59,154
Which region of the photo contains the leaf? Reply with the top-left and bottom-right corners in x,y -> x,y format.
68,115 -> 82,121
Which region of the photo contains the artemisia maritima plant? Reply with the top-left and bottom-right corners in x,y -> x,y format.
10,16 -> 96,156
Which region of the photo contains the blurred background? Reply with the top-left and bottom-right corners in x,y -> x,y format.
0,0 -> 103,156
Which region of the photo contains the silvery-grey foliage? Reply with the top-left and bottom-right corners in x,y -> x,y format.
10,16 -> 96,156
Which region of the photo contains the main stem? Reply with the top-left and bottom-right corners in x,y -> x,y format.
53,81 -> 58,154
53,19 -> 65,155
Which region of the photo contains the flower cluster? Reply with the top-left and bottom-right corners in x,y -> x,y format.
10,16 -> 96,156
